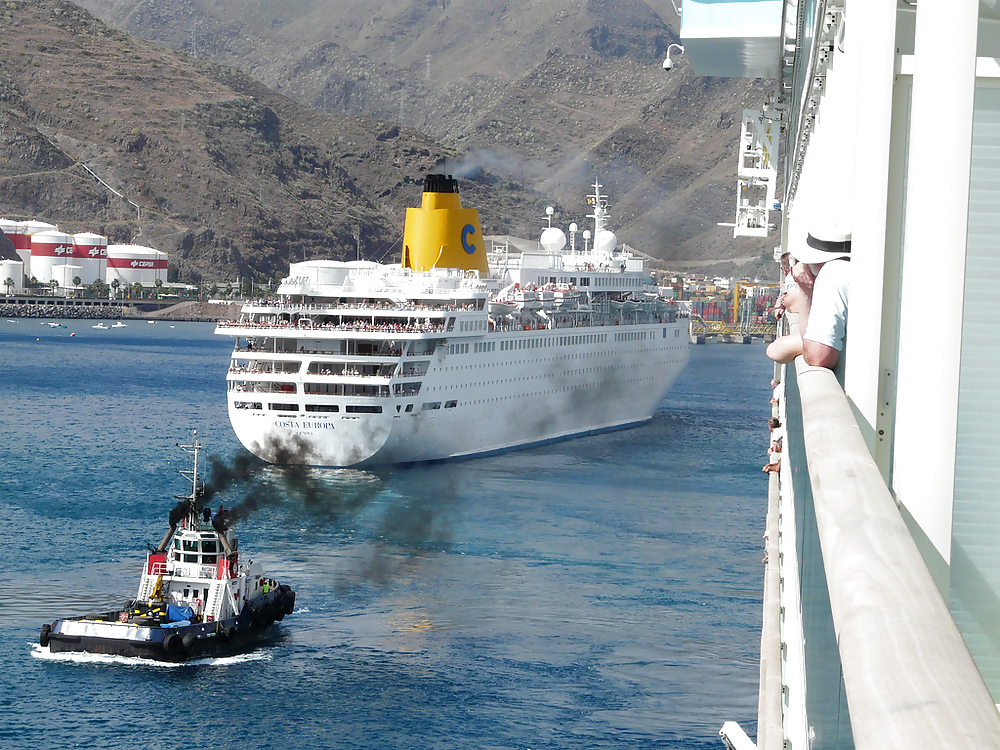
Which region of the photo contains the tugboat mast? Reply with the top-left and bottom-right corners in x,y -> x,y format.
176,431 -> 204,529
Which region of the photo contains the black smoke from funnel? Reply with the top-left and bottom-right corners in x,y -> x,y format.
333,467 -> 461,595
167,500 -> 190,527
202,450 -> 258,506
197,435 -> 463,596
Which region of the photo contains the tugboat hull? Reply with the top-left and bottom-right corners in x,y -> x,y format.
41,587 -> 295,663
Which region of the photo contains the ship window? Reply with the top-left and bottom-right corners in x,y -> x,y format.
202,540 -> 218,553
444,400 -> 457,408
270,403 -> 299,411
183,555 -> 197,563
346,404 -> 382,414
234,401 -> 263,410
305,404 -> 340,412
421,402 -> 441,411
405,404 -> 414,412
183,539 -> 199,552
203,555 -> 218,564
174,539 -> 181,550
183,589 -> 190,597
394,382 -> 422,396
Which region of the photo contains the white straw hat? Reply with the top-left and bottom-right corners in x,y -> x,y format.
793,224 -> 852,264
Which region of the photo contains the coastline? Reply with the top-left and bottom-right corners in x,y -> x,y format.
0,298 -> 241,322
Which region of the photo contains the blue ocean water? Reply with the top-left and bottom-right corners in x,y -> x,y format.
0,319 -> 770,750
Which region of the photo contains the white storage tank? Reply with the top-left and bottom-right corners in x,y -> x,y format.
106,244 -> 168,286
72,232 -> 108,285
0,259 -> 24,293
30,230 -> 76,285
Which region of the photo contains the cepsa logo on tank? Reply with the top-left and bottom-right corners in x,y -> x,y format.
130,260 -> 155,268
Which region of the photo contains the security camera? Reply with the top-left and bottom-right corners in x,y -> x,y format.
662,43 -> 684,72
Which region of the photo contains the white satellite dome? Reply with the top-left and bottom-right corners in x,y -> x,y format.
540,227 -> 567,253
594,229 -> 617,254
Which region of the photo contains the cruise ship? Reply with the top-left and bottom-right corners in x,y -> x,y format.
215,175 -> 689,466
679,1 -> 1000,748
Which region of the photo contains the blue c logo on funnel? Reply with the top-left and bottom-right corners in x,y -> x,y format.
461,224 -> 477,254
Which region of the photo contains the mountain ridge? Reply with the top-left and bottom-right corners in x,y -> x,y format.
2,0 -> 778,283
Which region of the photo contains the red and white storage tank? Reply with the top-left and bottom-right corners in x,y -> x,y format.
1,219 -> 57,267
106,244 -> 168,286
30,230 -> 76,284
72,232 -> 108,285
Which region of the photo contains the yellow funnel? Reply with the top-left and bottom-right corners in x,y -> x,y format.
402,174 -> 488,274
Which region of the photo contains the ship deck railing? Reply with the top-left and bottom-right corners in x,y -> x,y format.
231,346 -> 406,358
229,370 -> 394,380
766,335 -> 1000,748
242,300 -> 470,314
218,320 -> 447,334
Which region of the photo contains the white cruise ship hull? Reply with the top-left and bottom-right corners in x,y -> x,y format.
225,320 -> 688,467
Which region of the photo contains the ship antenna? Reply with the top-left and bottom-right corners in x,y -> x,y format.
175,430 -> 204,526
587,180 -> 608,241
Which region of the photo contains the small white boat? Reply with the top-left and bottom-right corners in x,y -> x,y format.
92,323 -> 109,330
111,321 -> 128,328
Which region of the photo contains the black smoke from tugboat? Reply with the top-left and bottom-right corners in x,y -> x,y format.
187,435 -> 461,593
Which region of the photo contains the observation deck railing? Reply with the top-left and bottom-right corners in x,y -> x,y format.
767,352 -> 1000,748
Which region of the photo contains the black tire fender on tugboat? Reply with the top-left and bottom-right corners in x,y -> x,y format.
224,626 -> 237,642
181,633 -> 197,654
163,632 -> 184,656
247,601 -> 264,627
39,623 -> 51,647
262,602 -> 277,626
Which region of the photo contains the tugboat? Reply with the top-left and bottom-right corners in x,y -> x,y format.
39,434 -> 295,661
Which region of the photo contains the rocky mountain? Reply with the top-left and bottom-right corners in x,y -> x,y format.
0,0 -> 547,283
76,0 -> 778,276
3,0 -> 779,283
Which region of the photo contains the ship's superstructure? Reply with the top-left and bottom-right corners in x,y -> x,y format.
215,176 -> 689,466
682,1 -> 1000,748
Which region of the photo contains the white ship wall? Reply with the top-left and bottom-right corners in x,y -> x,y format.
226,321 -> 689,466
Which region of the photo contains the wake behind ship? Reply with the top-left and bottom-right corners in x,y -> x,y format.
215,175 -> 689,466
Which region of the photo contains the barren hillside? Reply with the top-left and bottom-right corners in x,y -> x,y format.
77,0 -> 779,276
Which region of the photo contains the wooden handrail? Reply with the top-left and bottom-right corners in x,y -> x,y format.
794,358 -> 1000,747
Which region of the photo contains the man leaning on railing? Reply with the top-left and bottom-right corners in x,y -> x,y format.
766,223 -> 850,374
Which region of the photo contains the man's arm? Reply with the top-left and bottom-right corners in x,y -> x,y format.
767,334 -> 803,364
802,339 -> 840,368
